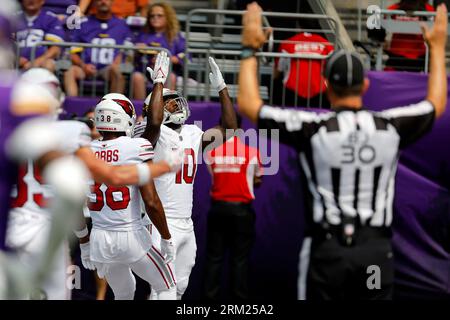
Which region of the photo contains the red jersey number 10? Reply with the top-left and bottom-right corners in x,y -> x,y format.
175,148 -> 197,184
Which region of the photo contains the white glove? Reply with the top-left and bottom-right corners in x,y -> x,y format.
44,156 -> 90,205
80,242 -> 96,270
160,238 -> 175,264
208,57 -> 226,92
147,51 -> 170,84
162,147 -> 184,172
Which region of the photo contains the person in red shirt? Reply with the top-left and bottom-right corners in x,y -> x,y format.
203,118 -> 263,300
90,0 -> 149,18
274,32 -> 334,108
385,0 -> 435,71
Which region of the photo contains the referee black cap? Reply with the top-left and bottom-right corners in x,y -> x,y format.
324,50 -> 365,88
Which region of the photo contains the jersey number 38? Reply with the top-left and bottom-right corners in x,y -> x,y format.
88,183 -> 130,211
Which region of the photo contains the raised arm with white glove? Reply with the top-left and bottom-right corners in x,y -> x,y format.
147,51 -> 170,85
201,57 -> 238,151
208,57 -> 227,92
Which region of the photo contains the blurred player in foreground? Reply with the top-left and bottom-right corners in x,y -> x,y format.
4,67 -> 181,299
0,0 -> 86,299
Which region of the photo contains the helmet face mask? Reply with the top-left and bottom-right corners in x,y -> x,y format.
143,89 -> 190,125
163,95 -> 190,125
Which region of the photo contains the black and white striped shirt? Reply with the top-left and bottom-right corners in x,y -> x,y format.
258,101 -> 435,227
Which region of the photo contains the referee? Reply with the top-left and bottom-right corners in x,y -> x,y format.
237,2 -> 448,300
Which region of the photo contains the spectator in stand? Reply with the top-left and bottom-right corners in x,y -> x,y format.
16,0 -> 65,72
90,0 -> 150,18
64,0 -> 132,96
273,31 -> 334,108
385,0 -> 435,71
131,2 -> 186,98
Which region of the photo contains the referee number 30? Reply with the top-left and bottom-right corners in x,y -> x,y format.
341,144 -> 376,164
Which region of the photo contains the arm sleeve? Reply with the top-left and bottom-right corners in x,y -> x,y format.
44,14 -> 65,42
135,138 -> 155,162
257,105 -> 324,151
132,122 -> 145,138
78,123 -> 93,148
378,100 -> 435,149
54,121 -> 92,154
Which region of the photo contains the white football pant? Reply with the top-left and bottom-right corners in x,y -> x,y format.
149,218 -> 197,300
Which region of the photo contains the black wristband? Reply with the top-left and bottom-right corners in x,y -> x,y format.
240,47 -> 257,60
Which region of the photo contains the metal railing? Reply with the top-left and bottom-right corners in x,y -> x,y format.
182,9 -> 339,108
18,9 -> 340,108
379,9 -> 450,73
354,4 -> 450,72
25,41 -> 172,97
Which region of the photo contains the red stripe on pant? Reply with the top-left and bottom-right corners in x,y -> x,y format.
146,253 -> 170,289
152,246 -> 177,285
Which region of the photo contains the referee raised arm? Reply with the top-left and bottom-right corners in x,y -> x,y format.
237,2 -> 448,300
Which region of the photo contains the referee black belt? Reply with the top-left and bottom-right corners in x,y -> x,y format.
312,223 -> 391,247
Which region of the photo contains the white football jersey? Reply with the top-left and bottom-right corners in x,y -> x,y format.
133,121 -> 203,219
88,136 -> 154,231
53,120 -> 92,154
7,120 -> 92,247
9,120 -> 92,219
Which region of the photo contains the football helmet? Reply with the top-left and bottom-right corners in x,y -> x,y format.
101,93 -> 134,106
95,94 -> 136,137
144,89 -> 190,125
19,68 -> 65,117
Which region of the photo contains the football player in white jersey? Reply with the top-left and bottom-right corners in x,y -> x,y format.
134,53 -> 238,299
85,97 -> 178,300
6,68 -> 181,299
2,72 -> 90,299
